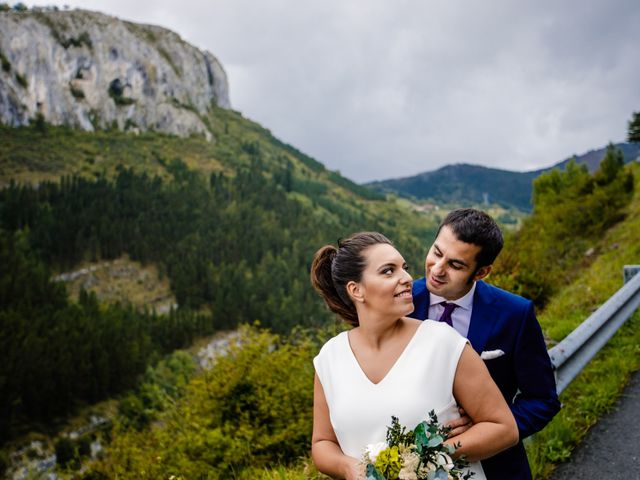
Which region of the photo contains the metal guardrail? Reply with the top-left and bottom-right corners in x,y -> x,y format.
548,266 -> 640,395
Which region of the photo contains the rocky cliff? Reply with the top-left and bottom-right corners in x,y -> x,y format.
0,8 -> 230,139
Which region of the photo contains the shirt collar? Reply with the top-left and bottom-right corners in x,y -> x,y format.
429,281 -> 477,310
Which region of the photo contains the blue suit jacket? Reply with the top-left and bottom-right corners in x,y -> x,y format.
410,278 -> 561,479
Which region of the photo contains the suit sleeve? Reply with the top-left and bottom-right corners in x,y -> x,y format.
510,301 -> 561,439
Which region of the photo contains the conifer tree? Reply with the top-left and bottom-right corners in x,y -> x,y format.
628,111 -> 640,143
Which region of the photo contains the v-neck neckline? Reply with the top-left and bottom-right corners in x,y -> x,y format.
345,321 -> 425,386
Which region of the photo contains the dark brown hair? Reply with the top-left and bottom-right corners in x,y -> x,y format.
310,231 -> 392,326
437,208 -> 504,269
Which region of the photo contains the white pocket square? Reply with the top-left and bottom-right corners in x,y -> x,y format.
480,349 -> 505,360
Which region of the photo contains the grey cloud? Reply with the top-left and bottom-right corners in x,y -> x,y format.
31,0 -> 640,182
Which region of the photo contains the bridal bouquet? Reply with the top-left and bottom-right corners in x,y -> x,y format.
362,411 -> 473,480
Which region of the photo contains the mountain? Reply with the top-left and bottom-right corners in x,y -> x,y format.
368,163 -> 539,210
0,7 -> 440,443
0,8 -> 229,139
553,142 -> 640,172
367,143 -> 640,211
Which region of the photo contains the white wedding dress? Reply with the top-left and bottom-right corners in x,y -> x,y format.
314,320 -> 486,479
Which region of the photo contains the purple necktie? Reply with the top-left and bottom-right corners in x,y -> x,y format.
438,302 -> 457,327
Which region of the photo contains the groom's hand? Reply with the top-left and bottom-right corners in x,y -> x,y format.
447,407 -> 473,437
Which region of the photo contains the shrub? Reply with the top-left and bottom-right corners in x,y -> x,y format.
0,51 -> 10,72
55,437 -> 78,469
493,155 -> 634,306
61,31 -> 93,50
70,84 -> 85,99
87,325 -> 329,478
0,450 -> 9,477
15,72 -> 27,88
33,112 -> 47,133
108,79 -> 135,106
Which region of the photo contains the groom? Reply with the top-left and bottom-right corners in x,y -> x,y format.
410,208 -> 560,479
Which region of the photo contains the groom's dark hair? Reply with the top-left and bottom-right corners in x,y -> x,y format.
437,208 -> 504,269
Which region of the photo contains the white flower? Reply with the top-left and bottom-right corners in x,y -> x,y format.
363,441 -> 388,463
398,450 -> 420,480
423,461 -> 437,473
436,452 -> 454,471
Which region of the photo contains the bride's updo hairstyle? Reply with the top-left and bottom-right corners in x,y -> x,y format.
310,231 -> 393,326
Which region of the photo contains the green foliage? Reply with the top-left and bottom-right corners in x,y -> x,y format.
0,227 -> 214,442
0,50 -> 11,72
628,111 -> 640,143
70,84 -> 85,99
527,313 -> 640,478
88,325 -> 322,478
12,2 -> 27,12
0,102 -> 436,452
15,71 -> 27,88
59,31 -> 93,50
0,449 -> 9,476
158,47 -> 181,76
369,164 -> 539,211
492,154 -> 634,306
259,166 -> 640,480
118,351 -> 197,430
33,112 -> 47,133
519,163 -> 640,477
327,170 -> 384,200
0,154 -> 430,331
594,143 -> 625,185
55,435 -> 92,470
108,79 -> 135,106
386,416 -> 414,448
55,437 -> 79,469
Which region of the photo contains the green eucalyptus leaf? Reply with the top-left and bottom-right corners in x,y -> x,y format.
365,463 -> 386,480
433,469 -> 449,480
427,434 -> 444,448
414,421 -> 429,452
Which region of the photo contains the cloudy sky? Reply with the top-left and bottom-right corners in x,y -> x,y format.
31,0 -> 640,182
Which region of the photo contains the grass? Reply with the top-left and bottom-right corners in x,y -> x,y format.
526,162 -> 640,478
0,124 -> 224,186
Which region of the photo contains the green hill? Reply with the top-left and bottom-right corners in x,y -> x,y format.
525,162 -> 640,478
0,107 -> 438,445
367,143 -> 640,211
368,163 -> 539,210
67,155 -> 640,480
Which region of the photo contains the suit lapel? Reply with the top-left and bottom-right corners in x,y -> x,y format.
467,281 -> 498,353
423,289 -> 430,318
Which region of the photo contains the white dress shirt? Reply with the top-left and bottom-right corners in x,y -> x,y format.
428,282 -> 477,338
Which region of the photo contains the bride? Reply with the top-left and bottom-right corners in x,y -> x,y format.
310,232 -> 518,479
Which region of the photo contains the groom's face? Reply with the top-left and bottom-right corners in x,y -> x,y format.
424,225 -> 490,301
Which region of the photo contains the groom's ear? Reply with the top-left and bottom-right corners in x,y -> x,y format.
473,265 -> 492,282
346,281 -> 365,303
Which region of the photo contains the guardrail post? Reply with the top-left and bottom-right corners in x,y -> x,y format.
548,269 -> 640,395
624,265 -> 640,284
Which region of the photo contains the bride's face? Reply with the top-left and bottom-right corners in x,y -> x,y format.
349,243 -> 414,318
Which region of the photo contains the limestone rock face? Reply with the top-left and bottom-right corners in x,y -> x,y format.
0,9 -> 231,139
